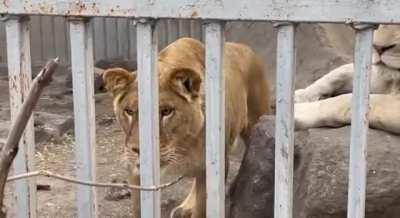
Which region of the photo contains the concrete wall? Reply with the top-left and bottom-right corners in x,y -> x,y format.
0,16 -> 203,67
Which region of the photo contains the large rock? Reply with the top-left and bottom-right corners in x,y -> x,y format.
231,115 -> 400,218
0,111 -> 74,146
65,58 -> 137,93
94,58 -> 137,72
65,67 -> 106,93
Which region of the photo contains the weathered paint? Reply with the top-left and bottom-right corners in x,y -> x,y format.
69,17 -> 98,218
2,1 -> 400,23
136,20 -> 161,218
274,22 -> 296,218
205,21 -> 225,218
5,16 -> 37,218
347,24 -> 374,218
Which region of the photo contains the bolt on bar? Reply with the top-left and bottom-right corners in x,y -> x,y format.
204,21 -> 225,218
347,24 -> 375,218
5,15 -> 37,218
69,17 -> 98,218
274,22 -> 296,218
136,19 -> 161,218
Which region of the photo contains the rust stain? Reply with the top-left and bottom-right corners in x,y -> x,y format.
191,11 -> 198,18
280,147 -> 289,160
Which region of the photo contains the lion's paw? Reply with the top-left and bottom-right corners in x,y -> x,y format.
294,102 -> 320,130
170,206 -> 193,218
294,89 -> 320,103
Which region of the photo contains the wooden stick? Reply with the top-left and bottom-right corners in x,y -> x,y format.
7,170 -> 183,191
0,58 -> 59,217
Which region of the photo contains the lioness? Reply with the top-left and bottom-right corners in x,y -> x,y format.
295,24 -> 400,135
103,38 -> 271,217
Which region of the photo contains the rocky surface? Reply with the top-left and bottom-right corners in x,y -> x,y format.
231,115 -> 400,218
65,58 -> 137,93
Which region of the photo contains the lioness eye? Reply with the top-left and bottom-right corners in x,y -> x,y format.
161,107 -> 175,117
124,108 -> 134,116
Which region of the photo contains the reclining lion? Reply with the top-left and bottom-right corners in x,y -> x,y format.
103,38 -> 271,217
295,24 -> 400,135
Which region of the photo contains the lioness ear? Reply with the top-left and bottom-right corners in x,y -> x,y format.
103,68 -> 136,96
169,68 -> 202,102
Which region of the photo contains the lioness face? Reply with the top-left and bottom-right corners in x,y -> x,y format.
373,24 -> 400,69
103,67 -> 205,176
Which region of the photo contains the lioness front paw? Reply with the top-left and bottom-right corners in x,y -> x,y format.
294,102 -> 320,130
170,206 -> 193,218
294,89 -> 320,103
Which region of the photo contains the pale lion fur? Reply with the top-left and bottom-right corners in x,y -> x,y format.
295,24 -> 400,134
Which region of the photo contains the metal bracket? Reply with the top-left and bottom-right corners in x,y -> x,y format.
132,18 -> 157,27
67,16 -> 91,23
273,21 -> 298,28
350,23 -> 379,31
0,15 -> 29,22
202,19 -> 226,28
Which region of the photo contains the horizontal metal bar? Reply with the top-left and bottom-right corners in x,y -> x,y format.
6,15 -> 37,218
274,22 -> 296,218
69,18 -> 98,218
136,20 -> 161,218
205,21 -> 225,218
2,0 -> 400,23
347,25 -> 374,218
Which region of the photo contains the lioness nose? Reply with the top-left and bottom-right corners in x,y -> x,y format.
131,147 -> 140,155
374,45 -> 384,54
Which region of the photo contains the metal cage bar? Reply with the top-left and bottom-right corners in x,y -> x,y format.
274,22 -> 296,218
136,20 -> 161,218
347,25 -> 375,218
5,16 -> 37,218
204,21 -> 225,218
69,18 -> 98,218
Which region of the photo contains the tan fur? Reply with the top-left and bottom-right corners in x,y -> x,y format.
103,38 -> 271,217
294,25 -> 400,134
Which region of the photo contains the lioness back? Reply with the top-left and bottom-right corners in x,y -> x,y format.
222,42 -> 271,144
159,38 -> 270,145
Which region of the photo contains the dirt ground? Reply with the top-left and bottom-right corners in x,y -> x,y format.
1,66 -> 243,218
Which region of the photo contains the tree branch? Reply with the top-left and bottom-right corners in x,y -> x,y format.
0,58 -> 59,217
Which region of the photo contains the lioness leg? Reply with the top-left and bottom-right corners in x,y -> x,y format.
295,64 -> 354,103
128,166 -> 141,218
170,180 -> 196,218
192,173 -> 206,218
295,94 -> 400,134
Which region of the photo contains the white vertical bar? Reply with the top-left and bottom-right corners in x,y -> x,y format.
5,16 -> 37,218
204,21 -> 225,218
347,25 -> 374,218
69,18 -> 97,218
274,23 -> 296,218
136,20 -> 161,218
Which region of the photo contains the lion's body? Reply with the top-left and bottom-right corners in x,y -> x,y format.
103,38 -> 270,217
295,25 -> 400,134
